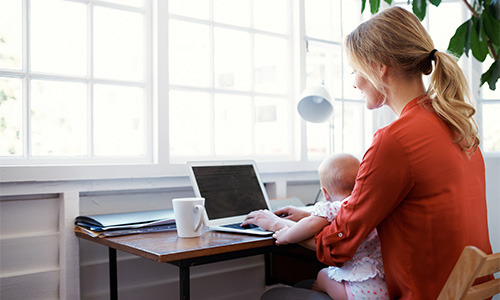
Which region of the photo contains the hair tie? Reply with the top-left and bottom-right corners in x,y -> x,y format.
429,49 -> 438,61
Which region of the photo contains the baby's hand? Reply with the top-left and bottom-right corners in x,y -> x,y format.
273,227 -> 290,246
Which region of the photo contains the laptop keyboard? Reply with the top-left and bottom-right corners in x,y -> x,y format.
221,222 -> 259,230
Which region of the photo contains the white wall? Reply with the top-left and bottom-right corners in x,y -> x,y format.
485,156 -> 500,254
0,172 -> 319,300
0,157 -> 498,300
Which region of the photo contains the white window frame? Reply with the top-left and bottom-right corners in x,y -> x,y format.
166,3 -> 295,163
1,0 -> 497,183
0,0 -> 155,166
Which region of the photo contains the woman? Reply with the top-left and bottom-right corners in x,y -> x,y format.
243,6 -> 493,299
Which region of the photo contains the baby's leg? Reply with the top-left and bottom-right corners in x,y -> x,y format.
347,276 -> 389,300
315,268 -> 348,300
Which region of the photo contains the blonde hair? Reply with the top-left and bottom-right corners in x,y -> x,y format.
345,6 -> 479,153
319,154 -> 360,197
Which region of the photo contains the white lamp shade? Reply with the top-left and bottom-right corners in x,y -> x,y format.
297,86 -> 333,123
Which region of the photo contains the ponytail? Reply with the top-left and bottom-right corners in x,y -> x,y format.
427,51 -> 480,154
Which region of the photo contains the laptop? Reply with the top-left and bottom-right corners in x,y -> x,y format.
186,160 -> 274,236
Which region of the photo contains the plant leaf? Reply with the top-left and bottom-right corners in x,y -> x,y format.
384,0 -> 393,4
370,0 -> 381,14
412,0 -> 427,21
471,17 -> 489,61
429,0 -> 441,6
480,58 -> 500,90
362,0 -> 367,13
448,19 -> 472,58
482,6 -> 500,46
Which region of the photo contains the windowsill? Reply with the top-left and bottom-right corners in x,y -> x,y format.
0,160 -> 322,183
2,153 -> 499,183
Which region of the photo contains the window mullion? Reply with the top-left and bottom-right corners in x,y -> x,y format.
250,16 -> 256,156
297,0 -> 308,162
88,1 -> 94,159
209,0 -> 215,157
24,0 -> 31,160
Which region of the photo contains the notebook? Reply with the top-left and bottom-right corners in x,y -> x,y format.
186,160 -> 274,236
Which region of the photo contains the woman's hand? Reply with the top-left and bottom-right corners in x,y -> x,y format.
273,205 -> 311,222
242,209 -> 290,232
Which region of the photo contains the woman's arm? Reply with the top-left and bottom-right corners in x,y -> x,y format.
273,206 -> 312,222
273,215 -> 329,245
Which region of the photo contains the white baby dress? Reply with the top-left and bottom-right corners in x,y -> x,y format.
311,199 -> 385,282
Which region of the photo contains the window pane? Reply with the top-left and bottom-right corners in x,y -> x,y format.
307,122 -> 330,159
254,35 -> 287,94
343,102 -> 364,154
429,2 -> 463,51
341,0 -> 365,35
482,103 -> 500,152
169,20 -> 210,87
305,0 -> 341,42
103,0 -> 144,8
94,85 -> 145,156
31,0 -> 87,76
214,28 -> 251,90
343,53 -> 360,100
305,42 -> 342,99
214,94 -> 251,156
332,100 -> 343,152
31,80 -> 87,156
254,0 -> 287,34
213,0 -> 251,27
169,91 -> 211,157
94,7 -> 144,81
169,0 -> 209,20
0,0 -> 22,70
0,77 -> 22,156
255,97 -> 288,155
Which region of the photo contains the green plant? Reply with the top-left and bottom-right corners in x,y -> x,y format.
362,0 -> 500,91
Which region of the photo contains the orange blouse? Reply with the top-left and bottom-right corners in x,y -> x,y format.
315,97 -> 492,299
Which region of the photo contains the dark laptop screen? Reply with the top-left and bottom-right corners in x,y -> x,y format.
192,164 -> 268,219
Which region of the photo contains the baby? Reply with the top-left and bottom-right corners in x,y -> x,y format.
273,153 -> 389,300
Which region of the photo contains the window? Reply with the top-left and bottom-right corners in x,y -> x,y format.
303,0 -> 374,161
478,56 -> 500,152
166,0 -> 376,164
0,0 -> 152,165
0,0 -> 496,182
167,0 -> 292,162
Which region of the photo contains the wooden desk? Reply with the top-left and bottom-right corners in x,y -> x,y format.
76,230 -> 285,300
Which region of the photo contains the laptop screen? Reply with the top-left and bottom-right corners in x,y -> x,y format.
191,164 -> 269,220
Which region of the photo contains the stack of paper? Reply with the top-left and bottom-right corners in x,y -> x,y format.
74,209 -> 176,238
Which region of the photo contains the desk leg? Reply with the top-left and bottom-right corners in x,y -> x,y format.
109,248 -> 118,300
179,265 -> 190,300
264,252 -> 272,285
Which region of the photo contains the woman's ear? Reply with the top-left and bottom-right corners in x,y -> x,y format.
379,64 -> 388,78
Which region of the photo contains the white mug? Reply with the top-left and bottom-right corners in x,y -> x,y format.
172,197 -> 208,238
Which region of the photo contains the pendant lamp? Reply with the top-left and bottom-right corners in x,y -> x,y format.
297,85 -> 333,123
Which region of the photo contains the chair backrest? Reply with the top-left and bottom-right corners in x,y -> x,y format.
437,246 -> 500,300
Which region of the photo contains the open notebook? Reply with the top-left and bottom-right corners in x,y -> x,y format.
186,160 -> 273,236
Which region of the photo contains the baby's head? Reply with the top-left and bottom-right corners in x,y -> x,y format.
318,153 -> 360,202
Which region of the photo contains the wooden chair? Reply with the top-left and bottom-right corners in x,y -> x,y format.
437,246 -> 500,300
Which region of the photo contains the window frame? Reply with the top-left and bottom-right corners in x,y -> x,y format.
0,0 -> 155,166
1,0 -> 497,184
